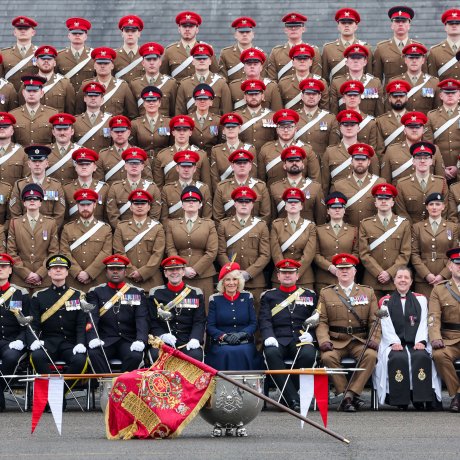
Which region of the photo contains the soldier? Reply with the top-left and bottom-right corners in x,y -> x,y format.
86,254 -> 148,373
130,86 -> 172,157
160,11 -> 219,82
429,247 -> 460,412
160,150 -> 212,223
60,189 -> 112,291
316,253 -> 380,411
314,192 -> 358,292
210,112 -> 256,191
18,45 -> 75,113
0,180 -> 12,227
28,254 -> 88,398
270,188 -> 317,289
427,9 -> 460,82
10,76 -> 57,146
76,47 -> 138,119
149,255 -> 205,361
395,142 -> 448,224
130,43 -> 177,118
1,16 -> 38,91
213,152 -> 270,223
359,183 -> 411,298
0,112 -> 28,186
63,148 -> 108,223
235,79 -> 276,152
73,82 -> 112,153
259,258 -> 318,412
258,110 -> 320,187
10,145 -> 65,229
0,61 -> 19,112
332,143 -> 385,228
56,17 -> 94,92
269,146 -> 326,224
330,44 -> 383,117
113,15 -> 144,83
0,253 -> 30,412
411,193 -> 458,297
7,183 -> 59,290
381,111 -> 445,184
266,12 -> 321,81
113,189 -> 165,292
322,8 -> 372,83
448,171 -> 460,221
217,186 -> 270,306
106,148 -> 161,229
153,115 -> 211,188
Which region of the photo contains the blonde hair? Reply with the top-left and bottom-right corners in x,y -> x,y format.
216,269 -> 245,293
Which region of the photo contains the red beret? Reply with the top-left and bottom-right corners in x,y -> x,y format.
12,16 -> 37,28
386,79 -> 411,95
240,48 -> 266,64
289,44 -> 315,59
118,15 -> 144,31
109,115 -> 131,130
128,189 -> 153,203
340,80 -> 364,95
35,45 -> 58,58
282,12 -> 307,25
335,8 -> 360,23
218,262 -> 241,280
173,150 -> 200,165
190,43 -> 214,58
91,47 -> 117,62
241,79 -> 266,93
220,112 -> 243,126
176,11 -> 202,26
281,145 -> 306,161
74,188 -> 99,203
282,187 -> 305,203
276,259 -> 301,271
228,149 -> 254,163
0,253 -> 15,266
231,186 -> 257,202
169,115 -> 195,130
372,183 -> 398,198
72,147 -> 98,162
103,254 -> 130,267
438,78 -> 460,92
401,111 -> 428,126
139,42 -> 164,58
231,17 -> 256,30
122,147 -> 148,162
66,17 -> 92,32
161,256 -> 188,268
344,44 -> 369,58
273,109 -> 299,125
332,253 -> 359,267
0,112 -> 16,125
336,109 -> 363,124
402,43 -> 427,56
441,9 -> 460,24
299,78 -> 325,93
410,141 -> 436,157
82,81 -> 106,95
348,143 -> 375,158
49,113 -> 76,127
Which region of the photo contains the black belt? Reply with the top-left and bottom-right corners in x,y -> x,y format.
442,322 -> 460,331
329,326 -> 368,335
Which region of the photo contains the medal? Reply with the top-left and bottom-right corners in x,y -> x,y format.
42,230 -> 48,241
319,121 -> 327,131
103,127 -> 111,137
210,125 -> 218,136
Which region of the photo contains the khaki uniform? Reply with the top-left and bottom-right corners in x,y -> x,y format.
0,78 -> 19,112
175,73 -> 232,116
375,110 -> 406,158
270,177 -> 326,224
160,180 -> 212,223
330,73 -> 384,116
10,177 -> 66,229
331,173 -> 386,227
113,217 -> 165,292
7,214 -> 59,289
113,48 -> 144,83
153,145 -> 211,188
73,111 -> 112,153
395,174 -> 448,223
60,218 -> 113,291
270,217 -> 316,288
235,107 -> 276,152
56,47 -> 95,91
46,142 -> 80,185
428,280 -> 460,396
359,213 -> 411,293
10,104 -> 58,146
106,179 -> 161,229
411,219 -> 458,297
316,283 -> 380,395
1,45 -> 37,91
357,110 -> 377,147
266,42 -> 322,81
218,44 -> 268,82
213,177 -> 271,223
427,40 -> 460,81
129,74 -> 177,117
189,111 -> 222,153
130,114 -> 171,157
0,181 -> 12,225
447,182 -> 460,222
229,78 -> 283,112
0,143 -> 29,186
278,73 -> 329,111
76,77 -> 138,119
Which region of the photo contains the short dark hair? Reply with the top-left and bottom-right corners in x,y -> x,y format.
394,265 -> 413,279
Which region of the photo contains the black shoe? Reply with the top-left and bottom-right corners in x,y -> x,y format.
413,401 -> 425,411
449,394 -> 460,413
342,397 -> 356,412
352,396 -> 365,410
289,400 -> 300,413
0,390 -> 5,412
397,405 -> 408,411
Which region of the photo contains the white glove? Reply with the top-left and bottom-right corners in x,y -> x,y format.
130,341 -> 145,352
88,338 -> 104,349
241,271 -> 251,281
72,343 -> 87,355
157,306 -> 173,321
186,338 -> 200,350
264,337 -> 279,347
160,333 -> 177,347
9,340 -> 25,351
30,340 -> 44,351
299,332 -> 314,343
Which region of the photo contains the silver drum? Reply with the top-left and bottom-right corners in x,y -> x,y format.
99,378 -> 114,414
200,374 -> 265,437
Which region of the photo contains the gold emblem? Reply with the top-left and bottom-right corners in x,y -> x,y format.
395,370 -> 404,383
418,368 -> 426,381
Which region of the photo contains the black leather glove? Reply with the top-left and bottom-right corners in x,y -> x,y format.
367,340 -> 379,351
235,331 -> 248,341
225,333 -> 240,345
431,339 -> 445,350
319,341 -> 334,352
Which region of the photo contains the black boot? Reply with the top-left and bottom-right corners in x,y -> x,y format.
0,389 -> 5,412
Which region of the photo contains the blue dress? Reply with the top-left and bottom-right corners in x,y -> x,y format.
205,291 -> 262,370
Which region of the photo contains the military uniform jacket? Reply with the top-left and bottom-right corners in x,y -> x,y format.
56,47 -> 95,91
0,78 -> 19,112
259,286 -> 318,345
1,44 -> 37,91
235,107 -> 276,152
73,111 -> 112,153
10,104 -> 58,146
0,143 -> 28,186
46,142 -> 80,185
375,110 -> 407,158
130,114 -> 171,157
113,218 -> 165,290
447,182 -> 460,222
149,283 -> 205,343
86,282 -> 149,346
0,180 -> 12,225
229,77 -> 283,112
218,43 -> 268,82
359,213 -> 411,290
427,40 -> 460,81
165,216 -> 217,279
395,174 -> 448,224
0,283 -> 30,345
113,48 -> 144,83
29,285 -> 86,352
175,73 -> 232,116
316,283 -> 380,348
411,218 -> 458,283
217,216 -> 270,288
258,139 -> 320,187
270,217 -> 317,285
189,111 -> 222,153
106,179 -> 161,229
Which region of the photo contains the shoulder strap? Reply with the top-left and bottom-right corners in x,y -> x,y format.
240,109 -> 271,133
69,221 -> 105,251
295,110 -> 329,139
391,157 -> 413,179
384,125 -> 405,147
42,74 -> 64,95
78,113 -> 111,146
40,288 -> 76,323
345,175 -> 379,207
433,113 -> 460,139
64,49 -> 93,79
124,221 -> 158,252
278,60 -> 293,80
5,52 -> 36,80
171,56 -> 194,78
280,220 -> 310,252
271,288 -> 305,316
329,58 -> 347,80
99,284 -> 131,316
336,293 -> 366,327
115,56 -> 143,79
46,144 -> 80,176
102,79 -> 123,105
226,218 -> 261,247
369,216 -> 405,251
330,156 -> 352,179
0,144 -> 21,167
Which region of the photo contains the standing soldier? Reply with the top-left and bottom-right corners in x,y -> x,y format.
359,183 -> 411,299
0,63 -> 19,112
266,13 -> 321,81
60,189 -> 112,291
56,18 -> 94,92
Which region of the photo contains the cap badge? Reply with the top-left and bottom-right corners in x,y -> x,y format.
358,146 -> 364,152
184,153 -> 190,159
186,14 -> 191,20
74,21 -> 79,26
82,192 -> 88,198
90,84 -> 96,89
128,18 -> 134,24
100,51 -> 106,56
249,82 -> 256,88
136,191 -> 142,196
411,115 -> 417,120
241,19 -> 247,24
228,115 -> 234,120
395,83 -> 401,89
249,51 -> 255,56
241,189 -> 248,195
344,11 -> 350,17
58,117 -> 64,122
20,18 -> 25,24
381,186 -> 387,191
346,113 -> 352,118
34,149 -> 40,154
80,152 -> 86,157
179,117 -> 185,122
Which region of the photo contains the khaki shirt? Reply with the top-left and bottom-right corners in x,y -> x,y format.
56,47 -> 95,92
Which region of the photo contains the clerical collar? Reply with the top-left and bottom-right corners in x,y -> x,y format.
223,291 -> 240,301
398,291 -> 409,299
108,282 -> 126,290
0,281 -> 10,292
167,281 -> 185,292
280,285 -> 297,293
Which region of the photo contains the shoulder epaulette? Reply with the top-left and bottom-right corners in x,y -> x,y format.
149,285 -> 167,296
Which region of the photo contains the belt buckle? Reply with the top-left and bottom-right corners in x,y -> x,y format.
346,326 -> 353,334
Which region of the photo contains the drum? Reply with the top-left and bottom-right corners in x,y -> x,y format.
199,374 -> 265,437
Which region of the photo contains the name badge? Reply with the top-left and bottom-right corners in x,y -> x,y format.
65,299 -> 81,311
210,125 -> 219,136
44,190 -> 58,201
319,121 -> 328,131
103,127 -> 111,138
422,88 -> 434,98
9,300 -> 22,311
